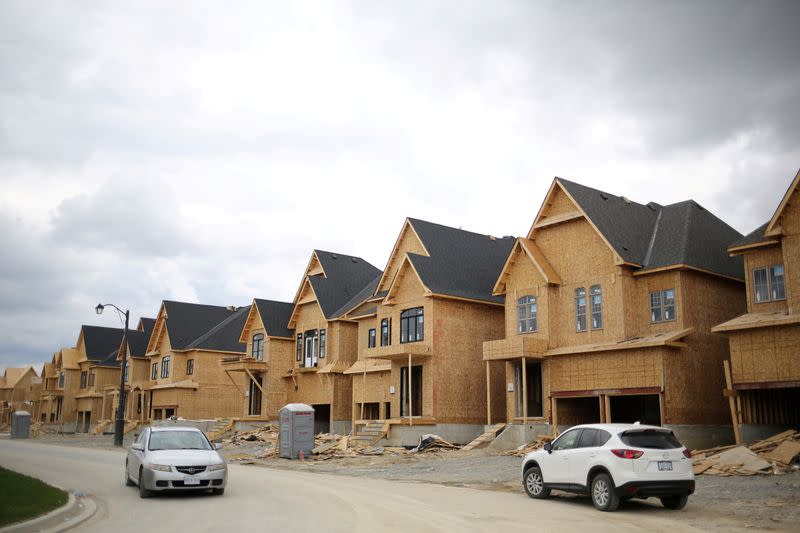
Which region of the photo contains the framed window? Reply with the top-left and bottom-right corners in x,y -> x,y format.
517,296 -> 537,333
252,333 -> 264,361
80,371 -> 87,388
186,359 -> 194,375
151,362 -> 158,380
575,288 -> 587,332
88,373 -> 95,387
380,318 -> 391,346
590,285 -> 603,329
296,334 -> 303,362
160,356 -> 171,378
753,265 -> 785,302
400,308 -> 424,343
123,362 -> 130,382
303,330 -> 318,368
368,328 -> 376,348
319,329 -> 326,358
58,372 -> 65,388
650,289 -> 676,322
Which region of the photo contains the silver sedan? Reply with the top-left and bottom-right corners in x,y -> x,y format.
125,426 -> 227,498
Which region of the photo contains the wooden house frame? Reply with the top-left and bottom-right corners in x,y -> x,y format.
0,366 -> 39,427
484,178 -> 747,449
713,169 -> 800,443
72,325 -> 125,434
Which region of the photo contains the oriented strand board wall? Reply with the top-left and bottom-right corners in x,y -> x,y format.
351,370 -> 392,419
543,186 -> 581,218
286,372 -> 333,408
744,247 -> 787,314
293,301 -> 328,366
502,249 -> 549,342
377,222 -> 428,293
263,338 -> 293,419
534,218 -> 625,346
548,348 -> 664,392
432,297 -> 506,424
779,186 -> 799,313
332,321 -> 359,364
729,325 -> 800,383
622,270 -> 685,338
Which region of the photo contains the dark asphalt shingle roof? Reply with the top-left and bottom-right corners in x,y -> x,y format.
729,222 -> 772,249
253,299 -> 295,338
127,317 -> 156,358
94,350 -> 121,368
556,179 -> 744,280
405,218 -> 516,304
162,301 -> 244,350
308,250 -> 381,319
81,325 -> 125,361
184,305 -> 249,353
331,275 -> 382,318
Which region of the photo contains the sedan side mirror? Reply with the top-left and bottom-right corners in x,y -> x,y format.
131,442 -> 144,451
214,443 -> 222,450
543,442 -> 553,454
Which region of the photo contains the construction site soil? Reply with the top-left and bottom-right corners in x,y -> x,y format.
23,433 -> 800,531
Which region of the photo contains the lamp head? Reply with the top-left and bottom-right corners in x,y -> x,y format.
95,303 -> 104,315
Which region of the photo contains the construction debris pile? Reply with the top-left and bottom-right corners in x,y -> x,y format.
691,430 -> 800,476
502,434 -> 555,457
221,425 -> 279,459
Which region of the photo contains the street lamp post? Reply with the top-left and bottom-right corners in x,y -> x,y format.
95,303 -> 129,447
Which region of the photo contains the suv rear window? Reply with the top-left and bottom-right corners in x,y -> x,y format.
620,430 -> 682,449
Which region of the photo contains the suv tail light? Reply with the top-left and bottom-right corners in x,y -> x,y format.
611,449 -> 644,459
682,449 -> 692,459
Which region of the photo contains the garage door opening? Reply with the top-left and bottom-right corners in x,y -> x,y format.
738,387 -> 800,426
313,404 -> 330,435
609,394 -> 661,425
555,396 -> 600,426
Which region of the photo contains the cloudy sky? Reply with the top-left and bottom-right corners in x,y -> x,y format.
1,1 -> 799,373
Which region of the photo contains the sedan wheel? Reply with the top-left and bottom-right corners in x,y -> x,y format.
138,467 -> 151,499
590,473 -> 619,512
523,467 -> 551,499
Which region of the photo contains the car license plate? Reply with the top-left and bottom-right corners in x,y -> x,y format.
184,476 -> 200,485
657,461 -> 673,471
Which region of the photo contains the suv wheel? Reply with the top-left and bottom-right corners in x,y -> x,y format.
523,466 -> 550,499
590,473 -> 619,512
660,495 -> 688,510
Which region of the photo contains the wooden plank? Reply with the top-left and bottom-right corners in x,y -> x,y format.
723,360 -> 741,445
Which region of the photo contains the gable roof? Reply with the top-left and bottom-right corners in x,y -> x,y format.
536,178 -> 743,280
157,301 -> 246,351
0,366 -> 37,389
252,299 -> 296,339
125,317 -> 157,358
300,250 -> 381,320
398,218 -> 516,304
80,325 -> 125,361
331,274 -> 381,319
765,168 -> 800,236
184,305 -> 249,353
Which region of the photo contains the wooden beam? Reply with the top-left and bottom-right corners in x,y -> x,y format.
486,360 -> 491,426
522,357 -> 528,425
723,360 -> 741,445
224,370 -> 246,396
243,368 -> 265,395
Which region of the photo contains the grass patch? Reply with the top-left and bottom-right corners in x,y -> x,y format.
0,466 -> 68,527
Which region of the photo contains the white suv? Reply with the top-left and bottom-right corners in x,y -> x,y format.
521,423 -> 694,511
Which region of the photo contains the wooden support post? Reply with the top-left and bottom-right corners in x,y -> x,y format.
361,360 -> 366,422
486,360 -> 491,426
658,392 -> 665,425
224,370 -> 246,396
243,368 -> 266,395
723,360 -> 741,445
521,357 -> 528,425
408,353 -> 413,427
551,397 -> 558,431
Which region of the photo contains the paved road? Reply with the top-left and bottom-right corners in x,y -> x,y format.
0,439 -> 702,532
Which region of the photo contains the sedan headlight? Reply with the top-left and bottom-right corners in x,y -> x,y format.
149,463 -> 172,472
208,463 -> 226,472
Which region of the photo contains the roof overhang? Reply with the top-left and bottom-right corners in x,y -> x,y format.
632,263 -> 744,283
376,219 -> 430,294
712,311 -> 800,333
764,168 -> 800,237
543,328 -> 693,357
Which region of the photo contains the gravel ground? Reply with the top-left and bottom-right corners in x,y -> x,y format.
17,433 -> 800,531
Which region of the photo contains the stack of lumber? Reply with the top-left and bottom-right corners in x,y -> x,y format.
691,430 -> 800,476
224,424 -> 279,445
411,434 -> 459,453
502,434 -> 555,457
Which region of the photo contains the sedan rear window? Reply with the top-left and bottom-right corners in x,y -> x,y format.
619,430 -> 682,449
149,431 -> 212,451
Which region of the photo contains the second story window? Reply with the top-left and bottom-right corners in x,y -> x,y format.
296,334 -> 302,362
151,362 -> 158,380
517,296 -> 538,333
590,285 -> 603,329
319,329 -> 326,358
88,373 -> 95,387
400,308 -> 424,343
753,265 -> 785,303
650,289 -> 676,322
303,330 -> 319,368
123,362 -> 130,382
80,371 -> 87,388
161,356 -> 171,378
575,288 -> 587,332
58,371 -> 65,388
380,318 -> 391,346
186,359 -> 194,375
368,328 -> 376,348
252,333 -> 264,361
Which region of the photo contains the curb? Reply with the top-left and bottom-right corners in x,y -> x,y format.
0,490 -> 97,533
